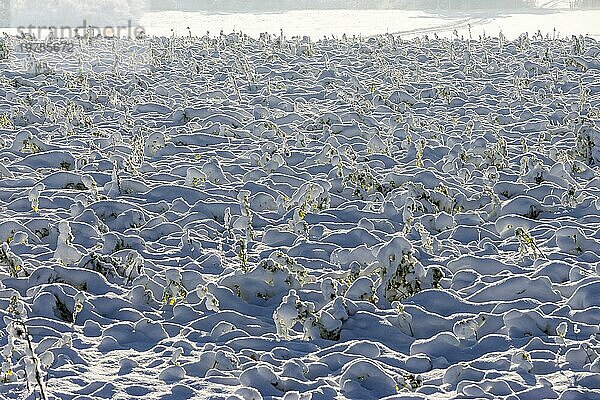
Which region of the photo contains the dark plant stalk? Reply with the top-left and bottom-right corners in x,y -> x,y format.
14,321 -> 48,400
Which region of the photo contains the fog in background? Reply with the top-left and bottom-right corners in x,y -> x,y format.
146,0 -> 538,12
1,0 -> 599,37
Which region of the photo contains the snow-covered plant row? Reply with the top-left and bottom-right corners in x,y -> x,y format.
0,28 -> 599,400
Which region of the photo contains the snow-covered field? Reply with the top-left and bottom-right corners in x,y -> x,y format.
1,17 -> 600,400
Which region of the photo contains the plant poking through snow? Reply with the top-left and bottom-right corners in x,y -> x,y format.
377,236 -> 435,302
273,289 -> 314,340
415,139 -> 425,168
511,350 -> 533,373
555,322 -> 568,345
235,190 -> 254,240
81,175 -> 98,200
144,130 -> 167,156
28,183 -> 45,213
236,237 -> 249,273
575,124 -> 600,166
0,40 -> 8,60
162,269 -> 187,305
171,348 -> 183,366
344,166 -> 393,200
222,251 -> 306,304
391,301 -> 414,336
106,165 -> 123,197
72,292 -> 86,324
453,315 -> 486,341
288,182 -> 330,220
274,290 -> 355,341
197,283 -> 220,312
399,373 -> 424,392
1,242 -> 27,277
185,167 -> 206,187
2,318 -> 52,400
2,295 -> 25,383
118,250 -> 145,285
515,227 -> 545,259
54,222 -> 83,266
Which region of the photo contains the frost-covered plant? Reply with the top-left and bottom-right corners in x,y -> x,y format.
515,227 -> 544,259
29,59 -> 54,76
555,227 -> 597,255
520,156 -> 546,185
180,230 -> 202,257
144,130 -> 167,156
572,34 -> 585,55
321,277 -> 339,303
78,251 -> 120,280
555,322 -> 568,345
0,40 -> 9,60
575,124 -> 600,165
1,296 -> 24,384
399,373 -> 424,392
0,113 -> 13,130
390,301 -> 414,336
28,183 -> 45,213
273,289 -> 314,340
310,297 -> 351,341
81,175 -> 98,200
287,182 -> 330,219
54,221 -> 83,266
221,251 -> 305,303
396,182 -> 460,217
414,221 -> 438,254
511,350 -> 533,373
127,131 -> 145,172
223,207 -> 232,233
367,132 -> 389,155
202,157 -> 227,185
288,218 -> 309,240
162,269 -> 187,305
72,292 -> 86,323
185,167 -> 206,187
376,236 -> 426,302
1,243 -> 26,278
415,139 -> 425,168
235,237 -> 249,273
274,289 -> 357,342
453,315 -> 486,341
196,283 -> 220,312
105,165 -> 123,197
344,166 -> 393,200
170,347 -> 183,367
234,190 -> 253,240
483,137 -> 507,169
118,251 -> 144,284
2,310 -> 53,400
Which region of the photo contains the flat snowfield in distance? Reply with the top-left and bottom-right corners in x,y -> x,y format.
1,13 -> 600,400
139,8 -> 600,39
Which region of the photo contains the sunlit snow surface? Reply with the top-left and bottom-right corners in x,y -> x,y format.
2,7 -> 600,400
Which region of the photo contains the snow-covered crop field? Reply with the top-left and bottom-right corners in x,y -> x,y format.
1,27 -> 600,400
